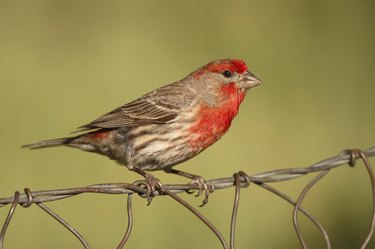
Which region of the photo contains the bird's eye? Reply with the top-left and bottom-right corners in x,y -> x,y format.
222,70 -> 233,78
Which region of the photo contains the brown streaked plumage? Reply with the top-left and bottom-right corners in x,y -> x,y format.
23,59 -> 261,198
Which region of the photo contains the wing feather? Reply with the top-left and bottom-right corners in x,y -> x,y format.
76,81 -> 195,132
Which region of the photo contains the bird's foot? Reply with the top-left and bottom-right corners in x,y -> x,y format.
131,168 -> 164,205
143,173 -> 163,205
189,176 -> 215,207
162,168 -> 215,206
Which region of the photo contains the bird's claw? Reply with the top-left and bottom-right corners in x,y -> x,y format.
190,177 -> 215,207
144,173 -> 163,205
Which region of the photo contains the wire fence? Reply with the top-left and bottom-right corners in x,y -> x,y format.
1,146 -> 375,249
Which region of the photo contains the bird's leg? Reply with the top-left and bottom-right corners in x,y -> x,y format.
164,168 -> 214,207
131,167 -> 163,204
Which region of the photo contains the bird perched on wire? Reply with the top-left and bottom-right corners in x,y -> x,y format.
23,59 -> 261,205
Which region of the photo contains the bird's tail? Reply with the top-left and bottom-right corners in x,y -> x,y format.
22,137 -> 75,149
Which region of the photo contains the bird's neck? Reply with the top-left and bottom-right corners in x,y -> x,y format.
189,83 -> 245,149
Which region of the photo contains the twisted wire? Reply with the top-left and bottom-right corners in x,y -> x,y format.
0,146 -> 374,248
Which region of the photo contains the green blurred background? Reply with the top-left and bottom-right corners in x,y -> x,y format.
1,0 -> 374,248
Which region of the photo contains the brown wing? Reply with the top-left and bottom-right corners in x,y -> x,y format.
76,81 -> 195,132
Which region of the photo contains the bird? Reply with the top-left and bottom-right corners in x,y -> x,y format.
23,59 -> 261,204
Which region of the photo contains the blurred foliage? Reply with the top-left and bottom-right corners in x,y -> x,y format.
0,0 -> 374,248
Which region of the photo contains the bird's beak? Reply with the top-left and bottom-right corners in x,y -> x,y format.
240,71 -> 262,89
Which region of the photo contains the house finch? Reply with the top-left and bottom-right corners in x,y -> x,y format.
23,59 -> 261,204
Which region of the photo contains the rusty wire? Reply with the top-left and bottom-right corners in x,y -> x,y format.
0,146 -> 375,248
116,193 -> 134,249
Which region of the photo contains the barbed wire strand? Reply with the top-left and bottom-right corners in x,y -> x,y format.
0,147 -> 374,248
